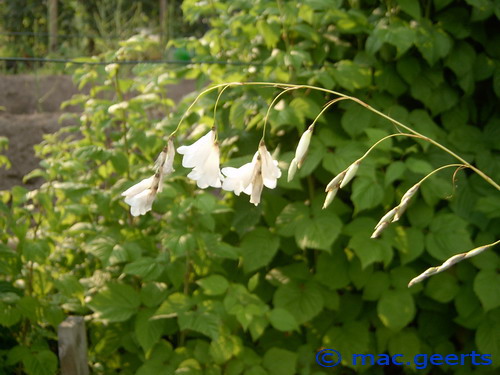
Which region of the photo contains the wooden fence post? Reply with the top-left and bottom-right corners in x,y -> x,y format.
47,0 -> 58,52
58,316 -> 89,375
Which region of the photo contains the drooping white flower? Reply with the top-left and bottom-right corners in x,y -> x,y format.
258,141 -> 281,189
122,174 -> 160,216
250,158 -> 264,206
177,129 -> 223,189
221,142 -> 280,206
221,153 -> 258,196
154,137 -> 176,192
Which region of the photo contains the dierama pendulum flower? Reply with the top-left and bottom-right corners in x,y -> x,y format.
322,159 -> 361,209
288,125 -> 314,182
371,182 -> 421,238
221,141 -> 281,206
177,128 -> 224,189
122,137 -> 176,216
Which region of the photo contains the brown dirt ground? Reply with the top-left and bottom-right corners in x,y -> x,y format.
0,75 -> 195,190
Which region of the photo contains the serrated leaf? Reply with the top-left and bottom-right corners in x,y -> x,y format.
23,350 -> 58,375
351,177 -> 384,213
123,257 -> 164,281
196,275 -> 229,296
425,213 -> 473,260
332,60 -> 372,91
262,348 -> 297,375
241,228 -> 280,273
378,290 -> 415,331
474,270 -> 500,312
135,309 -> 166,353
323,321 -> 370,368
268,308 -> 299,332
88,283 -> 140,322
273,281 -> 324,324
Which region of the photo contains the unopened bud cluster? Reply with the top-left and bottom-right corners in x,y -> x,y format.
371,183 -> 421,238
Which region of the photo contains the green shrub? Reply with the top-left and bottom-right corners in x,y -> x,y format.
1,1 -> 500,374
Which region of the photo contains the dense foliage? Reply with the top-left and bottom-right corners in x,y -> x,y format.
1,0 -> 500,374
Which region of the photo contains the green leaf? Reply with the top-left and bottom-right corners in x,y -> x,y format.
388,330 -> 420,367
332,60 -> 372,91
341,103 -> 376,137
425,213 -> 473,261
23,350 -> 58,375
257,20 -> 281,48
363,272 -> 390,301
178,311 -> 220,340
295,210 -> 342,252
349,236 -> 393,269
393,227 -> 425,264
425,273 -> 459,303
123,257 -> 164,281
88,283 -> 140,322
315,251 -> 350,290
415,24 -> 452,66
229,101 -> 247,129
273,281 -> 324,324
351,177 -> 384,213
385,161 -> 406,186
262,348 -> 297,375
210,334 -> 242,364
445,42 -> 476,77
22,240 -> 50,264
474,270 -> 500,311
196,275 -> 229,296
323,321 -> 370,368
135,309 -> 166,353
0,302 -> 20,327
378,290 -> 415,331
494,66 -> 500,98
398,0 -> 421,19
153,293 -> 191,319
476,317 -> 500,366
268,308 -> 299,332
241,228 -> 280,273
141,282 -> 169,308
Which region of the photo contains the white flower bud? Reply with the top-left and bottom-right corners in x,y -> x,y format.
287,158 -> 298,182
339,160 -> 360,189
401,183 -> 420,204
325,171 -> 346,192
322,187 -> 339,209
295,125 -> 314,168
371,221 -> 389,239
393,200 -> 409,222
374,207 -> 397,229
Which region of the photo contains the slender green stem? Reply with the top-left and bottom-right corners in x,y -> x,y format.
417,163 -> 467,185
309,97 -> 350,128
170,81 -> 500,191
261,87 -> 298,141
359,133 -> 424,161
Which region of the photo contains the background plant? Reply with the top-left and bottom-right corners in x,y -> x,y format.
1,0 -> 500,374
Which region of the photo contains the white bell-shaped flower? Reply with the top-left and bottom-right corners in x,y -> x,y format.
177,129 -> 223,189
122,175 -> 159,216
258,141 -> 281,189
221,143 -> 280,206
221,153 -> 258,196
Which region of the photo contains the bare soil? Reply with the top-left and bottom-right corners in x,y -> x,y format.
0,75 -> 195,190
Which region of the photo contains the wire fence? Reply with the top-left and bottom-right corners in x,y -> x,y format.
0,56 -> 270,67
